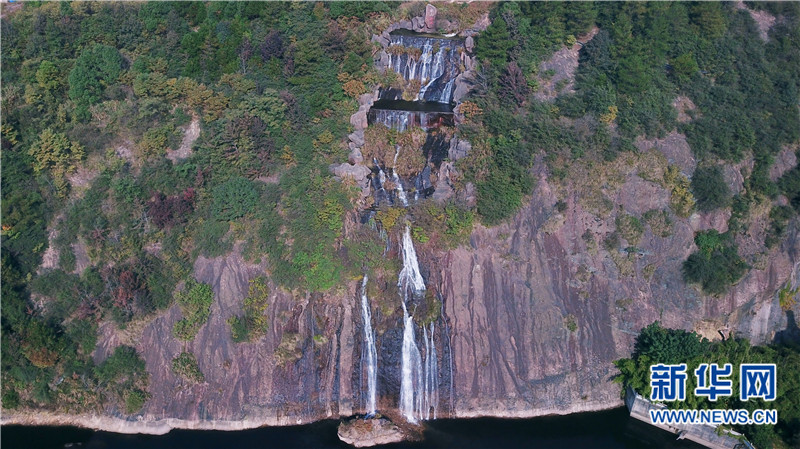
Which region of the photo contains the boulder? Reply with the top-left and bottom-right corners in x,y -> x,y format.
449,136 -> 472,161
371,34 -> 389,47
348,148 -> 364,165
348,130 -> 365,147
412,16 -> 423,32
465,35 -> 474,53
337,417 -> 406,448
350,110 -> 368,130
397,19 -> 413,31
425,4 -> 437,29
452,73 -> 472,104
330,163 -> 370,183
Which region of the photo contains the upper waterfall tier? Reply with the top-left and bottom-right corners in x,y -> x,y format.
380,31 -> 465,104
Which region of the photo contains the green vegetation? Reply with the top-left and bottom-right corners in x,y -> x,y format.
173,280 -> 214,341
691,166 -> 731,212
171,352 -> 205,383
228,276 -> 270,343
683,230 -> 747,295
95,346 -> 150,414
615,322 -> 800,448
211,177 -> 260,221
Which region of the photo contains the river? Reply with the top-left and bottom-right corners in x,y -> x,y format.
1,408 -> 704,449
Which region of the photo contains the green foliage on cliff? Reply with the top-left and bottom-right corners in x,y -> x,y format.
171,352 -> 205,383
227,276 -> 270,343
691,166 -> 731,212
173,280 -> 214,341
615,321 -> 800,448
683,230 -> 747,295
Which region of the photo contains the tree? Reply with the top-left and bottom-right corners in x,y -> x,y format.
28,129 -> 85,196
683,230 -> 747,295
498,61 -> 530,107
475,16 -> 514,67
691,166 -> 731,212
68,44 -> 124,119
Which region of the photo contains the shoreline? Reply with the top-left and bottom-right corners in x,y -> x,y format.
0,399 -> 624,435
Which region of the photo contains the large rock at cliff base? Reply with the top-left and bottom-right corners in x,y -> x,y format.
337,417 -> 406,447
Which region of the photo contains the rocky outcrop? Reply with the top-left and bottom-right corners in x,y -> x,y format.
337,417 -> 406,447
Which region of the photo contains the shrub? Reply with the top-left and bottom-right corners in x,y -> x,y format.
95,345 -> 146,384
227,276 -> 269,343
124,389 -> 148,414
194,219 -> 232,258
691,166 -> 731,212
683,230 -> 747,295
642,209 -> 673,238
171,352 -> 205,383
211,177 -> 259,221
172,280 -> 214,341
615,213 -> 644,245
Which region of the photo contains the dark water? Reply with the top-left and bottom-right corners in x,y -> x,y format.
1,408 -> 704,449
370,99 -> 454,113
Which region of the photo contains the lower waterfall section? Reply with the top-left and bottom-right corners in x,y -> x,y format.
396,224 -> 438,422
359,276 -> 378,416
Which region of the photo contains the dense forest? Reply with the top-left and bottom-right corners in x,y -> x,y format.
1,2 -> 799,446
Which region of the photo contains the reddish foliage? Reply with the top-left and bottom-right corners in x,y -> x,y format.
147,189 -> 195,229
498,61 -> 530,107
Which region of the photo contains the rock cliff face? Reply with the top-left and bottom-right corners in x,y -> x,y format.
430,162 -> 797,418
74,154 -> 797,432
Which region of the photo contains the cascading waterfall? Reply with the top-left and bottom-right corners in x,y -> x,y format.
399,300 -> 424,423
397,224 -> 434,422
359,275 -> 378,416
384,33 -> 464,103
398,225 -> 425,293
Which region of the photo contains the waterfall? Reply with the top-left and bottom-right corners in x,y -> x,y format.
384,33 -> 464,103
423,322 -> 438,420
398,225 -> 425,293
397,224 -> 434,422
359,275 -> 378,416
399,300 -> 424,423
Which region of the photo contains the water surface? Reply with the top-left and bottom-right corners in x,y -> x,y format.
1,408 -> 705,449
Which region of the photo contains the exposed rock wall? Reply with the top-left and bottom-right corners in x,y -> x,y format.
429,162 -> 797,418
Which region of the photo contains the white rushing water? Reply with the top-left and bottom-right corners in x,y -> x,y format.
360,275 -> 378,416
400,300 -> 424,423
397,224 -> 431,422
386,34 -> 462,103
423,322 -> 438,420
398,225 -> 425,292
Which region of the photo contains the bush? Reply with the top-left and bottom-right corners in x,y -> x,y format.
683,230 -> 747,295
194,219 -> 232,258
172,280 -> 214,341
227,276 -> 269,343
171,352 -> 204,383
691,166 -> 731,212
211,177 -> 259,221
615,213 -> 644,245
124,389 -> 148,414
95,345 -> 146,384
